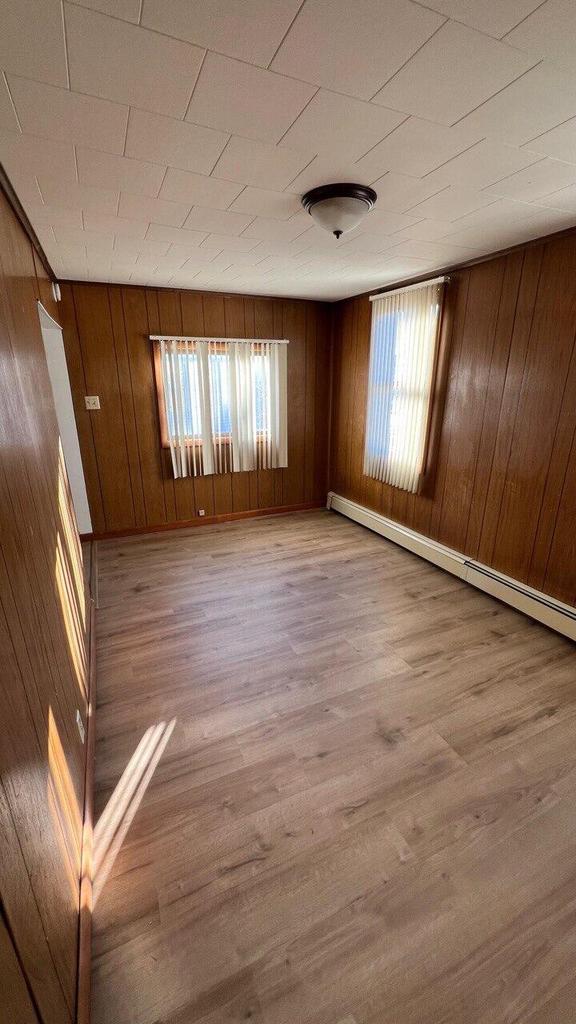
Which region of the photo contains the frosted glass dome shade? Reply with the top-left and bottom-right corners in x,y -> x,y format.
301,183 -> 377,239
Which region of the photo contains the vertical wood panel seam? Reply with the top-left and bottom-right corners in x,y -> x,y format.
145,290 -> 169,522
436,272 -> 470,538
488,245 -> 545,567
475,251 -> 526,558
463,261 -> 507,555
531,336 -> 576,588
120,287 -> 147,521
106,286 -> 137,527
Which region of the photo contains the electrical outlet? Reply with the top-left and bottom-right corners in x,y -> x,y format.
198,508 -> 205,517
76,709 -> 85,744
85,395 -> 100,410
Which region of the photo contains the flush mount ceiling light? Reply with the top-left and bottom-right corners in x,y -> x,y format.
301,183 -> 377,239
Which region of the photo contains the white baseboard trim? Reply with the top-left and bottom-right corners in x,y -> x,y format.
327,491 -> 576,642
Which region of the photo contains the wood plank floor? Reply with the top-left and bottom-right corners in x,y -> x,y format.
92,509 -> 576,1024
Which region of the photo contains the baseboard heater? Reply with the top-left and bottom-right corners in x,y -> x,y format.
327,491 -> 576,643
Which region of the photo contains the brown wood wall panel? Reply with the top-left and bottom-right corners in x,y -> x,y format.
329,232 -> 576,608
0,189 -> 89,1022
62,283 -> 332,535
0,909 -> 39,1024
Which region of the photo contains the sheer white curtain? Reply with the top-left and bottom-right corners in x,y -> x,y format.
158,337 -> 288,479
363,278 -> 445,494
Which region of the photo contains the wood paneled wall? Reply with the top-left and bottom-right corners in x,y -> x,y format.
330,234 -> 576,607
60,283 -> 332,536
0,188 -> 88,1023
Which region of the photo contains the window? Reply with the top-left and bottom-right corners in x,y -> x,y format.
153,336 -> 288,479
363,278 -> 446,494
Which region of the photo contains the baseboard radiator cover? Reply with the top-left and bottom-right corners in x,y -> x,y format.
327,491 -> 576,642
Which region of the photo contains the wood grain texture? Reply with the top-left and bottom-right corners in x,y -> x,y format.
61,283 -> 331,535
330,235 -> 576,606
0,910 -> 39,1024
0,187 -> 88,1022
92,510 -> 576,1024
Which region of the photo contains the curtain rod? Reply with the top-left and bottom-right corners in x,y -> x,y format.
369,275 -> 449,302
150,335 -> 289,344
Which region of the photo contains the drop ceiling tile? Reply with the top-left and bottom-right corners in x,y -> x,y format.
506,205 -> 576,237
0,0 -> 68,88
135,251 -> 190,269
141,0 -> 303,67
374,21 -> 535,126
65,4 -> 204,117
241,214 -> 312,242
76,148 -> 166,197
199,234 -> 259,252
417,0 -> 544,37
0,75 -> 19,133
83,212 -> 150,238
229,188 -> 302,221
254,255 -> 310,273
0,131 -> 77,184
281,90 -> 406,159
9,76 -> 128,153
389,218 -> 461,242
249,237 -> 315,258
145,224 -> 208,248
355,118 -> 482,181
408,185 -> 496,221
212,137 -> 311,190
125,109 -> 228,175
36,179 -> 119,215
177,252 -> 222,271
370,173 -> 446,214
159,168 -> 243,209
522,116 -> 576,164
285,156 -> 364,195
71,0 -> 141,22
444,204 -> 574,247
110,254 -> 138,268
118,192 -> 191,228
386,238 -> 480,260
53,226 -> 115,252
483,157 -> 576,203
50,242 -> 88,260
424,138 -> 543,190
372,255 -> 432,277
505,0 -> 576,67
168,270 -> 202,288
114,237 -> 171,256
458,63 -> 576,147
361,209 -> 424,234
271,0 -> 443,100
185,53 -> 315,145
183,207 -> 254,235
337,233 -> 395,255
446,197 -> 539,234
208,250 -> 267,267
535,183 -> 576,212
26,204 -> 83,230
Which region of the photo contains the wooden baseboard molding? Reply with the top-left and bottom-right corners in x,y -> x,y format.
77,595 -> 96,1024
80,501 -> 324,541
327,491 -> 576,642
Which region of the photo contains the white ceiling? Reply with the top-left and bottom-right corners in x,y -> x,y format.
3,0 -> 576,300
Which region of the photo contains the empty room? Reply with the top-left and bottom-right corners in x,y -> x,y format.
3,1 -> 576,1022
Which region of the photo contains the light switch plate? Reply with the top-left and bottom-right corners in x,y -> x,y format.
85,395 -> 100,410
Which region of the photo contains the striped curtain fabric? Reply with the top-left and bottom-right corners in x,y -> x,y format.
159,338 -> 288,479
363,280 -> 445,494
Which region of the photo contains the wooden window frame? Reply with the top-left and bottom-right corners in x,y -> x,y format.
153,340 -> 270,451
